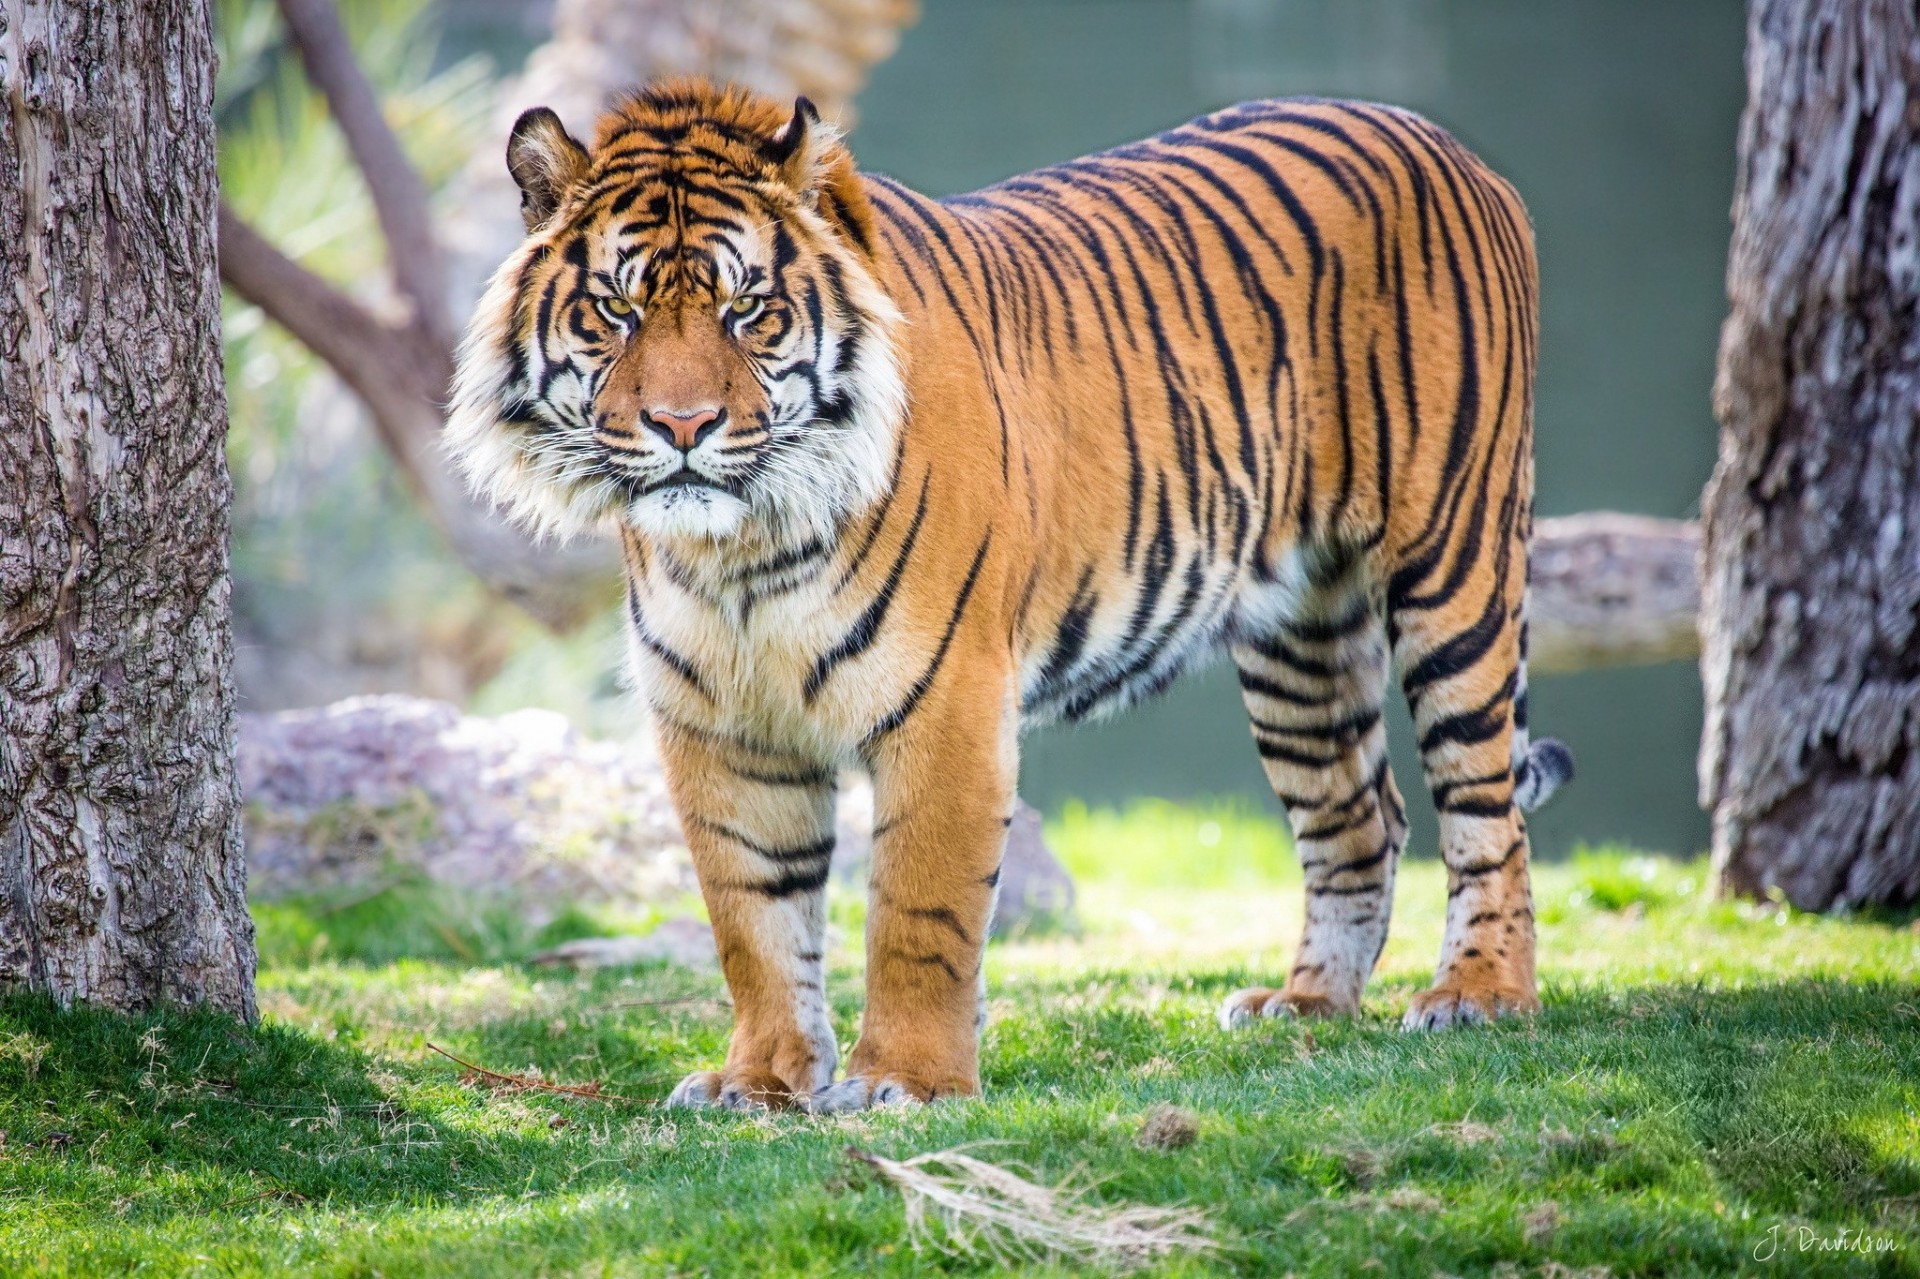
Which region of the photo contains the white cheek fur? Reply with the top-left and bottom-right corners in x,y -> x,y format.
447,233 -> 908,548
445,243 -> 621,542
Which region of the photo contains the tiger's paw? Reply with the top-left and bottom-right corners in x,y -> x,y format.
664,1067 -> 798,1111
1218,986 -> 1352,1029
1400,983 -> 1540,1031
803,1070 -> 976,1113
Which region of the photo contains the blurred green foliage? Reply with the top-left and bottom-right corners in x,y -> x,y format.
1049,798 -> 1299,890
217,0 -> 490,484
468,606 -> 643,739
251,873 -> 649,970
215,0 -> 512,700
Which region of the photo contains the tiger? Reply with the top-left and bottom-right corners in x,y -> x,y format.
448,77 -> 1573,1111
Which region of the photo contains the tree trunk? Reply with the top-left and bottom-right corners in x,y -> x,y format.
1700,0 -> 1920,911
0,2 -> 257,1016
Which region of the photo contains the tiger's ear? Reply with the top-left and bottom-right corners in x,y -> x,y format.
764,97 -> 881,258
507,107 -> 591,232
763,97 -> 828,191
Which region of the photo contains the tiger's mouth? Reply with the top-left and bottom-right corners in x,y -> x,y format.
638,467 -> 742,498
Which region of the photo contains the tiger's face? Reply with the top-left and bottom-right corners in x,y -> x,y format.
449,84 -> 905,545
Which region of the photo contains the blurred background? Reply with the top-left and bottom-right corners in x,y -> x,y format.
219,0 -> 1746,860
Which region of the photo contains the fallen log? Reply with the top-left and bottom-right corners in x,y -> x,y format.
1530,514 -> 1701,675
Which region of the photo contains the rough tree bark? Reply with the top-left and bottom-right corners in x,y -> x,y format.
0,2 -> 258,1015
1701,0 -> 1920,911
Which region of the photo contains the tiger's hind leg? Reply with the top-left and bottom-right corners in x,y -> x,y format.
1390,531 -> 1543,1030
1220,556 -> 1407,1026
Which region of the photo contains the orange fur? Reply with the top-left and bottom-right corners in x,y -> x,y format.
449,79 -> 1571,1109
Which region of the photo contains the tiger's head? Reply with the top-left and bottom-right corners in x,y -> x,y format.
448,80 -> 905,545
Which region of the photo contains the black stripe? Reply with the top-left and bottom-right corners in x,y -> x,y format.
1400,586 -> 1509,703
741,864 -> 833,899
1297,806 -> 1380,843
1023,565 -> 1098,708
694,819 -> 836,865
1243,630 -> 1339,679
805,475 -> 932,702
1252,735 -> 1343,769
1259,706 -> 1382,745
1236,666 -> 1337,708
863,530 -> 994,745
626,586 -> 711,701
731,763 -> 834,788
1417,675 -> 1516,756
909,952 -> 964,983
904,906 -> 973,947
729,536 -> 829,586
1430,769 -> 1511,811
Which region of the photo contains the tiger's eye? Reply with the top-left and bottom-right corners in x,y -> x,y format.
730,295 -> 762,315
603,297 -> 633,316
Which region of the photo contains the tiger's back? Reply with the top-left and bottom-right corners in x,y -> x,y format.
859,99 -> 1541,737
451,83 -> 1569,1111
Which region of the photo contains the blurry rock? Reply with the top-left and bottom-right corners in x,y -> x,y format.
530,919 -> 717,970
239,696 -> 1074,937
993,803 -> 1078,937
239,695 -> 692,911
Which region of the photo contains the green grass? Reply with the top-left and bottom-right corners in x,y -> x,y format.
3,806 -> 1918,1277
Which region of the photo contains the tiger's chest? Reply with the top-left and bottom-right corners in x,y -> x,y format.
624,549 -> 925,764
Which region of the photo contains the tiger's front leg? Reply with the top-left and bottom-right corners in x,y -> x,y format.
657,725 -> 840,1110
809,666 -> 1017,1112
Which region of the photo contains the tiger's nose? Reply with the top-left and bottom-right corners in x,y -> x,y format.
641,406 -> 723,452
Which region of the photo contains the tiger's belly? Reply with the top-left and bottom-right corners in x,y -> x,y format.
630,530 -> 1320,753
1015,542 -> 1259,730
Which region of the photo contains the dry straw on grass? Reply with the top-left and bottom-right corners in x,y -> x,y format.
847,1144 -> 1216,1271
425,1041 -> 652,1105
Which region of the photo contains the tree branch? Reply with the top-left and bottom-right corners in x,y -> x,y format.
217,202 -> 443,428
276,0 -> 450,349
226,1 -> 626,633
218,200 -> 620,632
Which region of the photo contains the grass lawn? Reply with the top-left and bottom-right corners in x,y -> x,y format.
3,802 -> 1917,1276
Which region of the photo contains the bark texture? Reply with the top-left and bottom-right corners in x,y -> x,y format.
0,2 -> 257,1015
1701,0 -> 1920,910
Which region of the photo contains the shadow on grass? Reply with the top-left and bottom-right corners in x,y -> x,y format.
4,975 -> 1914,1187
0,994 -> 649,1218
3,973 -> 1918,1276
